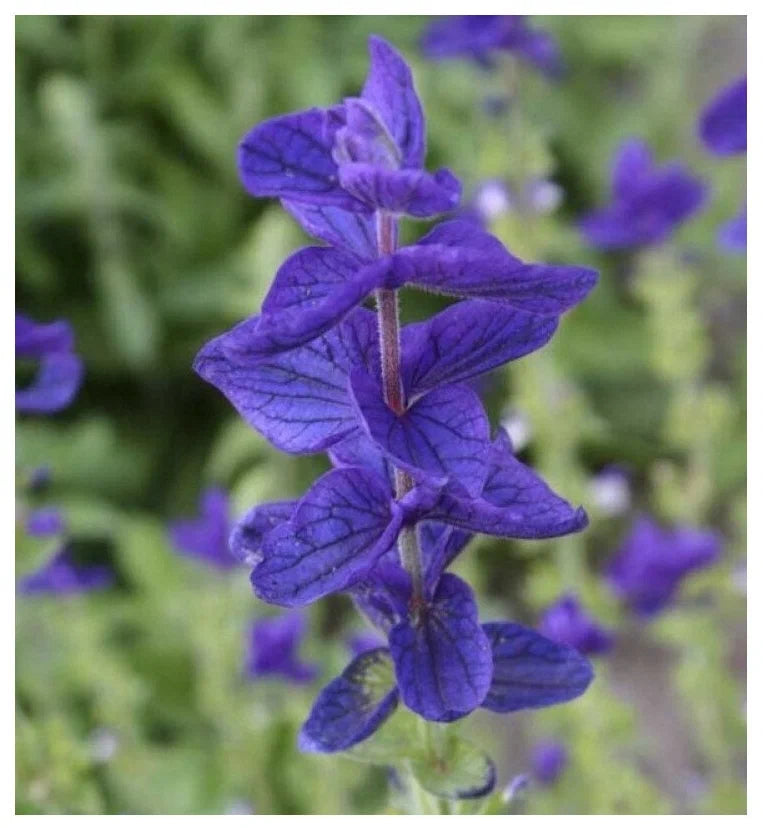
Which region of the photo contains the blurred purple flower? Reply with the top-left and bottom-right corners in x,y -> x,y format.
699,76 -> 746,156
531,740 -> 568,785
421,16 -> 564,78
168,487 -> 236,570
606,516 -> 722,616
718,205 -> 746,252
18,546 -> 114,595
25,507 -> 66,538
579,138 -> 706,250
16,313 -> 84,414
539,594 -> 614,655
245,612 -> 318,683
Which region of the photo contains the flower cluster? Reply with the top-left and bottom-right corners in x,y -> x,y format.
195,36 -> 598,762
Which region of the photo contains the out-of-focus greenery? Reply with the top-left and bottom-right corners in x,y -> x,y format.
15,15 -> 746,815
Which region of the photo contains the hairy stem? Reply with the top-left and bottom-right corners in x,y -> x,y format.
374,211 -> 424,600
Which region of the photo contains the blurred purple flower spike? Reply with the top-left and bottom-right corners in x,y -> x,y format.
699,76 -> 746,156
168,487 -> 236,570
421,16 -> 564,78
539,594 -> 614,656
18,546 -> 114,596
579,138 -> 706,250
15,313 -> 84,414
718,205 -> 746,252
245,612 -> 318,684
531,740 -> 568,785
25,507 -> 66,538
606,515 -> 722,616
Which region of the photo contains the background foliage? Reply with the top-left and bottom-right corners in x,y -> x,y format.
15,15 -> 746,814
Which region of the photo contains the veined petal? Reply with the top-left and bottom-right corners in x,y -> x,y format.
237,106 -> 366,210
194,309 -> 378,454
481,622 -> 593,712
419,522 -> 473,591
350,370 -> 490,497
362,35 -> 426,169
401,299 -> 558,397
251,468 -> 402,606
389,573 -> 493,722
230,500 -> 297,567
428,430 -> 588,539
240,247 -> 387,356
281,200 -> 377,260
339,163 -> 461,217
396,220 -> 597,314
299,648 -> 399,753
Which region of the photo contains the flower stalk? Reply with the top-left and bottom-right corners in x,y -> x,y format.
374,211 -> 425,602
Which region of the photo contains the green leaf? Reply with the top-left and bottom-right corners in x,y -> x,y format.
345,709 -> 425,766
411,733 -> 496,801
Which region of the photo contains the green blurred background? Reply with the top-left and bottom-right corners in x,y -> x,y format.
15,15 -> 746,814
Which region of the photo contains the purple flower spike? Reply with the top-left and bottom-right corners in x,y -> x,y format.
699,76 -> 746,156
25,507 -> 66,538
245,612 -> 318,684
531,741 -> 568,786
195,33 -> 597,761
421,16 -> 563,78
18,547 -> 114,596
606,516 -> 722,616
480,622 -> 593,713
579,138 -> 706,250
539,594 -> 614,656
168,487 -> 235,570
16,313 -> 84,415
718,205 -> 746,252
238,36 -> 460,221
